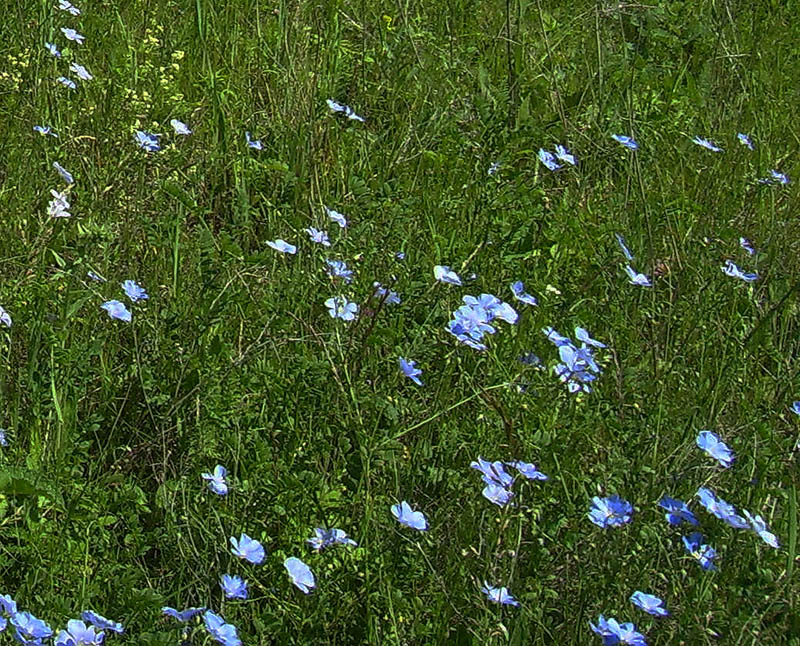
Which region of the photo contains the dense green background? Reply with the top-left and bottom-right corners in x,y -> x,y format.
0,0 -> 798,643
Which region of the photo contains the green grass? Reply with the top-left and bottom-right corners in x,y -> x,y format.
0,0 -> 798,643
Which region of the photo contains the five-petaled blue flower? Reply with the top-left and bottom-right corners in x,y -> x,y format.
510,281 -> 537,306
589,495 -> 633,528
325,296 -> 358,321
162,606 -> 205,622
305,227 -> 331,246
683,532 -> 717,570
696,487 -> 748,529
55,619 -> 103,646
658,496 -> 698,526
170,119 -> 192,135
34,125 -> 58,137
398,357 -> 423,386
245,131 -> 262,150
307,527 -> 357,551
101,300 -> 131,322
326,99 -> 365,122
506,460 -> 548,481
57,77 -> 76,89
742,510 -> 779,549
482,484 -> 514,507
324,205 -> 348,228
0,305 -> 11,327
201,464 -> 228,495
203,610 -> 240,646
284,557 -> 315,593
221,574 -> 248,600
11,612 -> 53,644
135,131 -> 160,152
45,42 -> 61,57
60,27 -> 85,43
696,430 -> 734,468
590,615 -> 647,646
611,134 -> 638,150
434,265 -> 462,285
481,582 -> 520,607
554,144 -> 577,166
630,591 -> 668,617
624,265 -> 651,287
325,259 -> 353,283
122,280 -> 148,302
230,533 -> 265,564
391,500 -> 428,531
538,148 -> 562,171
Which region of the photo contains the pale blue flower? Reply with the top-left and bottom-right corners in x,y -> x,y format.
162,607 -> 205,622
398,357 -> 423,386
630,591 -> 668,617
220,574 -> 248,600
538,148 -> 561,171
203,610 -> 240,646
0,429 -> 8,447
487,161 -> 501,175
481,582 -> 519,606
135,131 -> 160,152
60,27 -> 85,43
0,306 -> 11,327
739,237 -> 756,255
433,265 -> 462,285
373,282 -> 401,305
45,42 -> 61,57
81,610 -> 123,634
122,280 -> 148,302
722,260 -> 757,282
55,620 -> 103,646
575,327 -> 606,348
696,430 -> 734,468
510,281 -> 537,306
482,484 -> 514,506
245,131 -> 262,150
792,401 -> 800,416
325,259 -> 353,283
589,495 -> 633,528
506,460 -> 548,481
470,457 -> 514,488
284,557 -> 315,593
307,527 -> 357,551
624,265 -> 651,286
305,227 -> 330,246
325,296 -> 358,321
69,62 -> 92,81
737,133 -> 754,150
658,496 -> 698,526
34,125 -> 58,137
696,487 -> 748,529
742,510 -> 779,549
170,119 -> 192,135
391,500 -> 428,530
48,190 -> 71,218
11,612 -> 53,644
692,136 -> 723,152
101,300 -> 131,322
554,144 -> 577,165
201,464 -> 228,495
266,239 -> 297,254
611,134 -> 638,150
57,77 -> 76,89
326,99 -> 365,122
683,532 -> 717,570
53,162 -> 73,184
324,205 -> 347,228
58,0 -> 81,15
230,533 -> 266,564
615,233 -> 634,260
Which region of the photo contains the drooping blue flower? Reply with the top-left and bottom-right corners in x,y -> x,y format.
506,460 -> 548,481
737,133 -> 754,150
11,612 -> 53,644
481,582 -> 520,607
284,557 -> 315,593
696,430 -> 734,468
696,487 -> 748,529
81,611 -> 123,634
391,500 -> 428,531
739,237 -> 756,255
624,265 -> 651,287
307,527 -> 357,551
69,62 -> 92,81
245,131 -> 262,150
229,533 -> 266,564
722,260 -> 757,282
692,136 -> 723,152
398,357 -> 423,386
324,206 -> 348,228
101,300 -> 131,322
170,119 -> 192,135
325,259 -> 353,283
57,77 -> 76,89
658,496 -> 698,526
510,281 -> 537,306
760,169 -> 790,185
0,306 -> 11,327
742,510 -> 779,549
45,42 -> 61,57
162,606 -> 205,622
433,265 -> 462,285
630,591 -> 668,617
60,27 -> 85,43
55,619 -> 103,646
589,495 -> 633,528
59,0 -> 81,15
134,131 -> 160,152
324,296 -> 358,321
683,532 -> 717,570
305,227 -> 331,246
554,144 -> 577,166
590,615 -> 647,646
611,134 -> 638,150
326,99 -> 365,122
538,148 -> 562,171
0,594 -> 17,615
482,484 -> 514,507
373,282 -> 401,305
220,574 -> 248,600
615,233 -> 634,261
201,464 -> 228,495
34,125 -> 58,137
575,327 -> 606,348
203,610 -> 241,646
266,239 -> 297,254
122,280 -> 148,302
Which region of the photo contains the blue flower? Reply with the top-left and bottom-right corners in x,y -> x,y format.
792,401 -> 800,416
0,429 -> 8,447
162,607 -> 205,622
229,533 -> 266,564
101,300 -> 131,322
487,161 -> 501,175
395,251 -> 405,261
50,163 -> 72,183
692,136 -> 723,152
737,133 -> 754,150
34,125 -> 58,137
60,27 -> 85,43
554,144 -> 577,165
134,131 -> 160,152
245,132 -> 262,150
722,260 -> 757,282
201,464 -> 228,495
398,357 -> 423,386
391,500 -> 428,531
220,574 -> 248,600
590,616 -> 647,646
482,484 -> 514,507
87,271 -> 105,283
683,532 -> 717,570
305,227 -> 331,246
510,281 -> 537,306
59,0 -> 81,15
624,265 -> 651,287
742,510 -> 779,548
307,527 -> 357,551
0,306 -> 11,327
81,610 -> 123,634
0,594 -> 17,615
696,487 -> 748,529
325,259 -> 353,283
630,591 -> 668,617
324,205 -> 347,228
433,265 -> 462,285
538,148 -> 561,171
611,134 -> 638,150
266,239 -> 297,254
122,280 -> 148,302
69,62 -> 92,81
284,557 -> 315,593
170,119 -> 192,135
658,496 -> 698,526
11,612 -> 53,644
203,610 -> 241,646
739,237 -> 756,255
55,620 -> 103,646
45,42 -> 61,57
589,495 -> 633,528
326,99 -> 365,122
57,77 -> 76,89
325,296 -> 358,321
575,327 -> 606,348
373,282 -> 401,305
506,460 -> 548,481
481,582 -> 519,607
760,169 -> 790,185
615,233 -> 634,261
696,430 -> 734,468
470,457 -> 514,488
48,189 -> 71,218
